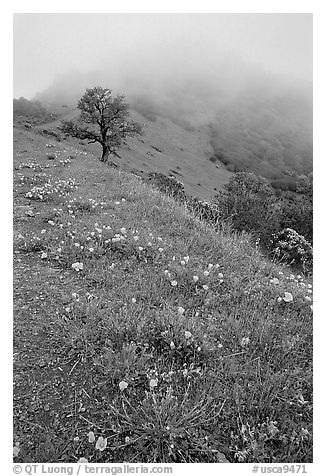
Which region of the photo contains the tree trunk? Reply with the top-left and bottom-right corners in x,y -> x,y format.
101,145 -> 110,162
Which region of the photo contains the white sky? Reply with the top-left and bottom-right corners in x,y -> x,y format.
13,13 -> 312,99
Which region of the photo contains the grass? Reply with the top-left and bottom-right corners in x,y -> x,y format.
37,105 -> 233,200
13,126 -> 312,463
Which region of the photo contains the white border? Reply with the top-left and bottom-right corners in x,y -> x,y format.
3,4 -> 323,474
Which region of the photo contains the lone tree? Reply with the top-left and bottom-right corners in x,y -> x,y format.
60,87 -> 142,162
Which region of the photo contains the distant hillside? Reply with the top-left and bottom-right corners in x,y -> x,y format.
125,78 -> 312,184
13,97 -> 56,125
208,85 -> 312,180
32,66 -> 312,196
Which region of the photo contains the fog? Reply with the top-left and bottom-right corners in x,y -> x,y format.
13,13 -> 312,100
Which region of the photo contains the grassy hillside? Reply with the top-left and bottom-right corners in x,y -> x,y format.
34,69 -> 312,191
28,105 -> 233,201
208,89 -> 312,179
13,97 -> 56,126
13,126 -> 312,463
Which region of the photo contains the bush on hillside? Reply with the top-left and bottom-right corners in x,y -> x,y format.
271,177 -> 299,192
187,197 -> 220,226
270,228 -> 313,273
215,172 -> 280,246
147,172 -> 186,201
279,195 -> 313,244
278,176 -> 313,243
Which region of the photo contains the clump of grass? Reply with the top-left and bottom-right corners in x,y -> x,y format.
107,386 -> 228,463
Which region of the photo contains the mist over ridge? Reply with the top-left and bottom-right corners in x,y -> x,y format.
32,50 -> 312,181
14,14 -> 312,186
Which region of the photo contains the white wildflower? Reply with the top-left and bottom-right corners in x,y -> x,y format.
283,292 -> 293,303
241,337 -> 250,347
119,381 -> 128,391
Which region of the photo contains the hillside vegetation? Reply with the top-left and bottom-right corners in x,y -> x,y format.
34,68 -> 312,192
13,126 -> 312,463
17,101 -> 233,201
13,97 -> 56,126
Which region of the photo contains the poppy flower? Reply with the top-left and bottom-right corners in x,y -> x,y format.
96,436 -> 107,451
119,381 -> 128,391
283,292 -> 293,302
71,262 -> 83,271
149,378 -> 158,388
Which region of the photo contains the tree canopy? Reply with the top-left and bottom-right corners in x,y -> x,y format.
60,87 -> 142,161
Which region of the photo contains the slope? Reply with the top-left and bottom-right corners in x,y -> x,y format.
33,67 -> 312,193
31,104 -> 233,201
13,126 -> 312,463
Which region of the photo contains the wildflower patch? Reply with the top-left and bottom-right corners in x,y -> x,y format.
25,178 -> 77,201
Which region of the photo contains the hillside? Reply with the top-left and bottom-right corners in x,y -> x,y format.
13,126 -> 313,463
208,86 -> 312,179
24,104 -> 233,201
13,97 -> 56,126
33,69 -> 312,192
